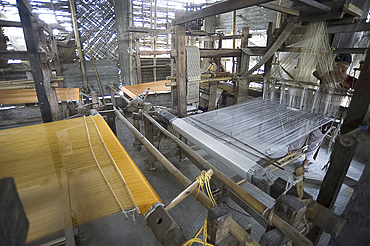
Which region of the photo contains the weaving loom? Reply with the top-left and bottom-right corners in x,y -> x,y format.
0,115 -> 161,242
181,97 -> 332,163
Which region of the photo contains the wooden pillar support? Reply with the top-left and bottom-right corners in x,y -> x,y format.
208,81 -> 218,111
144,117 -> 156,170
132,113 -> 142,151
110,83 -> 117,107
235,26 -> 250,104
307,134 -> 358,244
341,53 -> 370,134
264,22 -> 275,76
172,15 -> 187,117
135,38 -> 142,84
17,0 -> 60,122
113,0 -> 131,85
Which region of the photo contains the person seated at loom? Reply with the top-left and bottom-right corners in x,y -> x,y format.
289,54 -> 356,171
313,54 -> 357,89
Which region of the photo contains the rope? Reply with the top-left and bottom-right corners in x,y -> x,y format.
83,116 -> 126,217
89,116 -> 139,219
196,171 -> 216,207
181,219 -> 214,246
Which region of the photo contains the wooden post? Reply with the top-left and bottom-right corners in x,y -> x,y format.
306,134 -> 358,244
341,53 -> 370,134
170,28 -> 178,111
132,112 -> 142,151
144,117 -> 156,170
110,83 -> 117,107
173,17 -> 187,117
16,0 -> 59,122
264,22 -> 275,76
208,81 -> 218,111
235,27 -> 250,104
135,38 -> 142,83
112,0 -> 131,85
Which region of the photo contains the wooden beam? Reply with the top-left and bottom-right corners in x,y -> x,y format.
343,3 -> 362,17
200,49 -> 242,58
173,0 -> 273,25
327,19 -> 370,33
128,27 -> 169,35
0,20 -> 22,27
244,22 -> 296,77
292,0 -> 331,12
278,47 -> 368,54
139,50 -> 170,56
259,3 -> 300,16
0,51 -> 47,60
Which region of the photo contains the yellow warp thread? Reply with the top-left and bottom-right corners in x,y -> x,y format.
181,219 -> 214,246
196,170 -> 217,206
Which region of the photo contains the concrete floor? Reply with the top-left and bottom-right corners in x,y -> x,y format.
26,114 -> 366,246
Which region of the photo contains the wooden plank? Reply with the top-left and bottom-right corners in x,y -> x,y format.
0,20 -> 22,27
173,0 -> 273,25
0,51 -> 47,61
292,0 -> 331,12
260,3 -> 300,16
244,22 -> 295,77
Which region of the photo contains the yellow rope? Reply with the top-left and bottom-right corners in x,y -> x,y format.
182,171 -> 216,246
181,219 -> 214,246
196,170 -> 217,206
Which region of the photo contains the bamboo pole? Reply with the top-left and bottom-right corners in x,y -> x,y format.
68,0 -> 88,91
165,169 -> 213,212
114,108 -> 259,246
84,33 -> 106,105
142,112 -> 313,246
